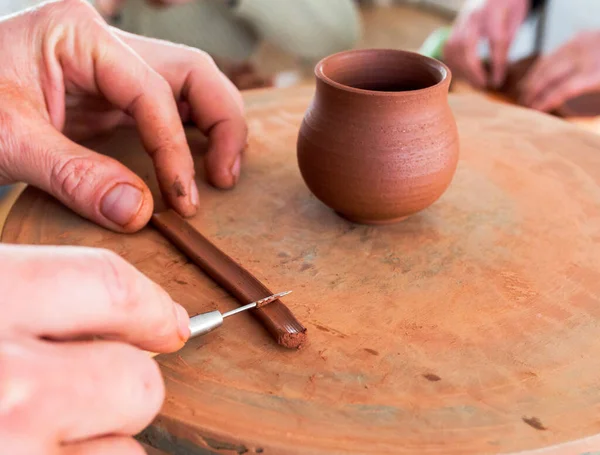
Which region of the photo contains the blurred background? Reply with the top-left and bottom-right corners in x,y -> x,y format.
3,1 -> 597,99
93,0 -> 467,91
247,0 -> 465,88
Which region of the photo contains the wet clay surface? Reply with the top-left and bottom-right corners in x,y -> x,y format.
151,210 -> 306,349
298,50 -> 459,224
5,87 -> 600,454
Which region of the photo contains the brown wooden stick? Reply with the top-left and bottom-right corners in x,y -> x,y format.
151,210 -> 307,349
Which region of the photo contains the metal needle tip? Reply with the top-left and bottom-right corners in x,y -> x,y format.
222,291 -> 293,319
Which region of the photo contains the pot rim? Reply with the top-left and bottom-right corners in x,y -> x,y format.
315,48 -> 451,97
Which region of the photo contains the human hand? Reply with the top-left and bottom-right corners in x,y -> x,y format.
0,244 -> 190,454
520,31 -> 600,112
443,0 -> 529,88
0,0 -> 246,233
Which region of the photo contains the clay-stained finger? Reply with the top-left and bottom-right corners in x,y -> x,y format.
0,337 -> 164,444
73,22 -> 198,217
62,436 -> 146,455
117,30 -> 248,189
0,244 -> 189,353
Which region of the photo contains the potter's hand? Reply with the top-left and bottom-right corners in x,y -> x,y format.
0,0 -> 246,233
443,0 -> 529,88
0,244 -> 190,454
520,31 -> 600,112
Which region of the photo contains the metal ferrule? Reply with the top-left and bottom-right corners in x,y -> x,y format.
189,311 -> 224,338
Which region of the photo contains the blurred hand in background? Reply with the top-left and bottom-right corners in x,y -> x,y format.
520,31 -> 600,112
443,0 -> 530,89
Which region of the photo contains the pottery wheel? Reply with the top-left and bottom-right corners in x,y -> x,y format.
4,86 -> 600,455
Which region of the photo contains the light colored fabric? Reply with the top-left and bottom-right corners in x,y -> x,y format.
0,0 -> 359,63
0,0 -> 98,17
476,0 -> 600,62
118,0 -> 256,61
233,0 -> 361,61
0,0 -> 44,16
542,0 -> 600,53
116,0 -> 361,63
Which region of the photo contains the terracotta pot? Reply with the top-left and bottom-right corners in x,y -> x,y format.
297,49 -> 459,224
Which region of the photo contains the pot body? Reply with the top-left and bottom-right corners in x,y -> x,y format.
297,49 -> 459,224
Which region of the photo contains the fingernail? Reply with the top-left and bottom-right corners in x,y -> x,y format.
175,303 -> 190,341
230,155 -> 241,185
190,179 -> 199,208
101,183 -> 143,226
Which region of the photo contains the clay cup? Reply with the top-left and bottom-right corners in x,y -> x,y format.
297,49 -> 459,224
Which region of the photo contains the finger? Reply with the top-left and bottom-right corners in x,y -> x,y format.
219,70 -> 246,113
520,56 -> 575,107
55,9 -> 199,217
519,38 -> 579,103
118,31 -> 248,189
0,337 -> 164,443
63,437 -> 145,455
486,9 -> 516,88
98,35 -> 198,216
6,119 -> 154,232
184,62 -> 247,188
463,22 -> 486,88
0,244 -> 189,353
529,73 -> 591,112
445,16 -> 486,88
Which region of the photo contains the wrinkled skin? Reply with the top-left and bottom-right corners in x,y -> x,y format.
0,245 -> 191,454
0,0 -> 246,233
0,1 -> 248,453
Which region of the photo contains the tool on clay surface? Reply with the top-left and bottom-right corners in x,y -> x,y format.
188,290 -> 293,338
151,210 -> 307,349
149,291 -> 292,357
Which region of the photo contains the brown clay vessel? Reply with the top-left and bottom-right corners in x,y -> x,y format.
297,49 -> 459,224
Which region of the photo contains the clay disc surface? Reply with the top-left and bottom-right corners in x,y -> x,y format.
4,87 -> 600,454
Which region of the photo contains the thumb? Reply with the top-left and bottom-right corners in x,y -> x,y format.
10,121 -> 154,233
